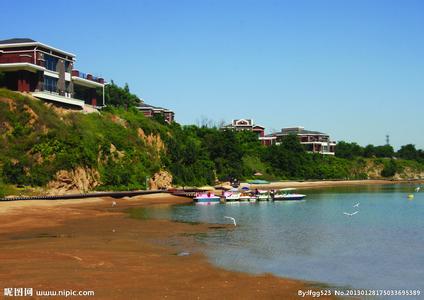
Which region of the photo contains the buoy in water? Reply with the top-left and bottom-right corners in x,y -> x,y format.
408,194 -> 414,199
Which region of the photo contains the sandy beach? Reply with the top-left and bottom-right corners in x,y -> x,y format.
0,193 -> 335,299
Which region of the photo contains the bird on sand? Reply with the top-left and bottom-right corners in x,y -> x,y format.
112,201 -> 117,207
224,216 -> 237,226
343,211 -> 359,216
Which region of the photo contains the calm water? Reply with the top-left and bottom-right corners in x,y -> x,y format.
143,185 -> 424,296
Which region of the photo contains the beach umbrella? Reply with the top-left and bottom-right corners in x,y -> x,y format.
241,186 -> 250,191
254,172 -> 263,176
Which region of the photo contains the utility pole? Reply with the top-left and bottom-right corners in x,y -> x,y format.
386,134 -> 390,145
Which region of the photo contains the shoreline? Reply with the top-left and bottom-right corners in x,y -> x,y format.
249,179 -> 424,190
0,194 -> 335,299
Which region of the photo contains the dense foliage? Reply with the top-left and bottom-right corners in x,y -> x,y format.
104,81 -> 141,108
0,89 -> 423,195
335,141 -> 424,163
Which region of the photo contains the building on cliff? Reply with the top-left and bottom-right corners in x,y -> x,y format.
136,103 -> 175,124
0,38 -> 104,110
263,126 -> 336,155
221,119 -> 265,137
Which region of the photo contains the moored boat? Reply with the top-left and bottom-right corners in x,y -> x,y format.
256,190 -> 271,201
273,188 -> 306,201
193,192 -> 221,205
223,191 -> 241,202
240,192 -> 256,202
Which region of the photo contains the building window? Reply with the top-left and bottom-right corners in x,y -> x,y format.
65,60 -> 71,72
44,76 -> 58,93
44,54 -> 58,71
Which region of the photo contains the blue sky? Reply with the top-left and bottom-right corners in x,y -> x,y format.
2,0 -> 423,149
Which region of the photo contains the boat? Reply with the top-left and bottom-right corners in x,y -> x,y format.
239,191 -> 257,202
256,190 -> 271,201
223,191 -> 241,202
193,192 -> 221,205
273,188 -> 306,201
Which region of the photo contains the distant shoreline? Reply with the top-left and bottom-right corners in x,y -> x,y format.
249,179 -> 424,190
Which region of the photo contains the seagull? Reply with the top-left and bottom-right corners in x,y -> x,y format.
344,211 -> 359,216
353,202 -> 360,207
415,187 -> 421,192
224,216 -> 237,226
112,201 -> 117,207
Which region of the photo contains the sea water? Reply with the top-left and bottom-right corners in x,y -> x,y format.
143,185 -> 424,296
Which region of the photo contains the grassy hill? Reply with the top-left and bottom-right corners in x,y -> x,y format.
0,89 -> 168,195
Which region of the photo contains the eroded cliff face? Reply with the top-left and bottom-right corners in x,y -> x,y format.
393,167 -> 424,180
137,128 -> 165,154
360,160 -> 424,180
47,167 -> 101,194
149,170 -> 173,190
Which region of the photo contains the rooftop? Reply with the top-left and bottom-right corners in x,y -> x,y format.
278,127 -> 327,136
137,103 -> 173,112
0,38 -> 75,57
0,38 -> 36,44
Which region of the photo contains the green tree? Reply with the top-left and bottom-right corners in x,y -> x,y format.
104,81 -> 141,108
363,144 -> 375,158
262,134 -> 308,178
374,145 -> 394,158
201,129 -> 244,180
397,144 -> 419,160
3,160 -> 26,185
335,141 -> 364,159
381,159 -> 398,177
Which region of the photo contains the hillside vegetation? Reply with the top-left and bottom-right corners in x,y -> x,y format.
1,89 -> 423,196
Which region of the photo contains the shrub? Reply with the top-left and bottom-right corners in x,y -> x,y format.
381,159 -> 398,177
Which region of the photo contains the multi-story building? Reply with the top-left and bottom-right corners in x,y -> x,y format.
262,126 -> 336,155
136,103 -> 175,124
221,119 -> 265,138
0,38 -> 104,109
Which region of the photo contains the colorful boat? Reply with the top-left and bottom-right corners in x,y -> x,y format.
256,190 -> 271,201
240,192 -> 257,202
193,192 -> 221,205
273,188 -> 306,201
223,191 -> 241,202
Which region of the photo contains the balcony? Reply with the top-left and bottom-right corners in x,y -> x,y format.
0,53 -> 34,64
0,53 -> 44,73
71,70 -> 104,84
32,89 -> 85,109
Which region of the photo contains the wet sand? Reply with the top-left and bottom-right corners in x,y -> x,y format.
0,194 -> 336,299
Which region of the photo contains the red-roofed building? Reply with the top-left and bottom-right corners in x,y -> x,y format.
221,119 -> 265,138
0,38 -> 104,110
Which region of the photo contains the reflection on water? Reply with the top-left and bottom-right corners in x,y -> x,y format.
143,184 -> 424,294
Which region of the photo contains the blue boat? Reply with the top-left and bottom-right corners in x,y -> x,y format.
193,192 -> 221,205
